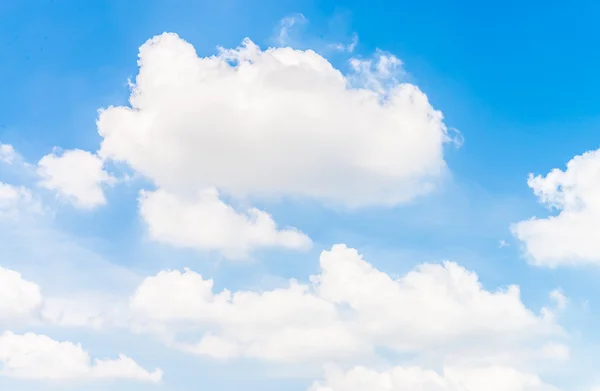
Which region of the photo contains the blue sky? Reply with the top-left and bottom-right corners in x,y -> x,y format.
2,1 -> 600,390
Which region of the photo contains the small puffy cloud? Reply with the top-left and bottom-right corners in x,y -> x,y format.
308,365 -> 559,391
549,289 -> 567,311
330,33 -> 359,53
277,13 -> 308,46
0,331 -> 162,382
512,149 -> 600,267
138,188 -> 312,259
0,144 -> 18,164
97,33 -> 452,208
0,182 -> 39,219
0,267 -> 43,324
37,149 -> 115,209
129,244 -> 559,363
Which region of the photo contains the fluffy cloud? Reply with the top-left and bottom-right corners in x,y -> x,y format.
0,144 -> 17,164
40,295 -> 129,330
37,149 -> 115,209
0,250 -> 568,389
139,188 -> 311,259
0,266 -> 127,330
276,13 -> 308,46
83,32 -> 454,257
0,182 -> 39,219
0,332 -> 162,382
308,365 -> 559,391
512,148 -> 600,267
129,244 -> 560,363
130,264 -> 362,362
0,267 -> 43,324
98,33 -> 451,208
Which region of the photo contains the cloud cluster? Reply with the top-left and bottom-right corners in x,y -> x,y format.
0,268 -> 158,383
28,32 -> 453,258
0,245 -> 566,386
2,23 -> 593,390
129,245 -> 561,364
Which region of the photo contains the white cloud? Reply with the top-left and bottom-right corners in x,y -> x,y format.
539,342 -> 570,361
309,365 -> 456,391
40,294 -> 129,330
130,263 -> 362,362
97,33 -> 452,208
23,32 -> 452,258
313,246 -> 558,348
277,13 -> 308,46
348,51 -> 404,95
330,33 -> 359,53
0,331 -> 162,382
0,182 -> 39,219
549,289 -> 567,311
0,144 -> 17,164
0,267 -> 43,324
0,249 -> 568,388
308,365 -> 559,391
138,188 -> 311,259
129,244 -> 560,363
89,32 -> 453,257
0,264 -> 131,331
177,333 -> 241,360
0,265 -> 127,330
512,149 -> 600,267
37,149 -> 115,209
2,28 -> 589,391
